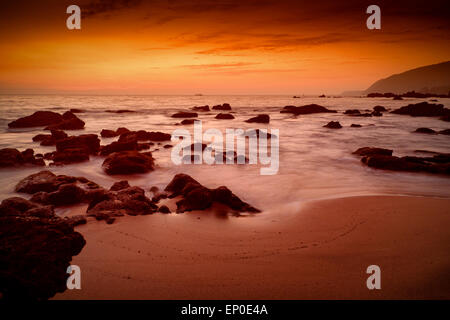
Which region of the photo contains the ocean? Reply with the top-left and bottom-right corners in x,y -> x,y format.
1,94 -> 449,216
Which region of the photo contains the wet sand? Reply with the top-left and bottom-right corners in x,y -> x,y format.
54,195 -> 450,300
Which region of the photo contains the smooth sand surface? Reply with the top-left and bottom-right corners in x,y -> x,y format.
54,196 -> 450,299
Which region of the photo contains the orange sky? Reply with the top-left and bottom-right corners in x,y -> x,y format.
0,0 -> 449,94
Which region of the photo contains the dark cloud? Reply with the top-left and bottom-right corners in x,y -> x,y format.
83,0 -> 143,17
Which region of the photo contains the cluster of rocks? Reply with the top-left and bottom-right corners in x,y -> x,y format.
0,148 -> 45,167
0,196 -> 86,300
8,111 -> 85,130
353,147 -> 450,175
344,106 -> 385,117
212,103 -> 232,111
368,91 -> 450,99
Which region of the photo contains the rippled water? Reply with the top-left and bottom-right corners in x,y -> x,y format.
1,95 -> 449,215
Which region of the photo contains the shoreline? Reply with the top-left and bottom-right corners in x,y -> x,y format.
54,195 -> 450,300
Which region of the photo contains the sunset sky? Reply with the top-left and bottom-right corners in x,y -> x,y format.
0,0 -> 449,95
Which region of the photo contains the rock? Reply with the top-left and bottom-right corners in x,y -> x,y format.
352,147 -> 393,157
244,129 -> 276,139
56,134 -> 100,155
439,129 -> 450,135
323,121 -> 342,129
8,111 -> 63,128
110,180 -> 130,191
215,113 -> 235,120
87,186 -> 157,219
45,111 -> 85,130
180,119 -> 195,125
414,128 -> 437,134
391,102 -> 450,117
212,103 -> 231,111
101,129 -> 118,138
192,105 -> 210,111
137,143 -> 151,151
350,124 -> 362,128
100,127 -> 130,138
0,197 -> 85,300
163,144 -> 173,148
0,148 -> 45,167
69,108 -> 84,113
280,104 -> 337,115
33,130 -> 68,146
52,148 -> 89,165
118,130 -> 171,142
344,109 -> 360,115
0,197 -> 54,218
164,173 -> 260,213
32,134 -> 52,142
245,114 -> 270,123
15,171 -> 103,204
100,139 -> 138,156
373,105 -> 387,112
171,112 -> 198,118
106,109 -> 136,113
186,143 -> 208,152
393,96 -> 403,100
371,110 -> 383,117
102,151 -> 155,175
64,215 -> 87,227
441,115 -> 450,122
158,205 -> 171,214
42,184 -> 86,206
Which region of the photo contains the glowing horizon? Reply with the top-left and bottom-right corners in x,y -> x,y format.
0,0 -> 449,95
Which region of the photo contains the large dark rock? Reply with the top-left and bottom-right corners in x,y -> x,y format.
280,104 -> 337,115
45,112 -> 85,130
215,113 -> 235,120
8,111 -> 63,128
212,103 -> 231,111
0,148 -> 45,167
245,114 -> 270,123
102,151 -> 155,175
391,102 -> 450,117
164,173 -> 260,213
33,130 -> 68,146
171,112 -> 198,118
51,148 -> 90,165
56,134 -> 100,155
0,197 -> 85,300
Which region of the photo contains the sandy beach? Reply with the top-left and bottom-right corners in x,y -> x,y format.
54,195 -> 450,300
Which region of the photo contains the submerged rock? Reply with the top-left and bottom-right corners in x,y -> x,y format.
323,121 -> 342,129
414,128 -> 437,134
212,103 -> 231,111
171,112 -> 198,118
245,114 -> 270,123
215,113 -> 235,120
192,105 -> 210,111
280,104 -> 337,115
352,147 -> 393,157
164,173 -> 260,213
